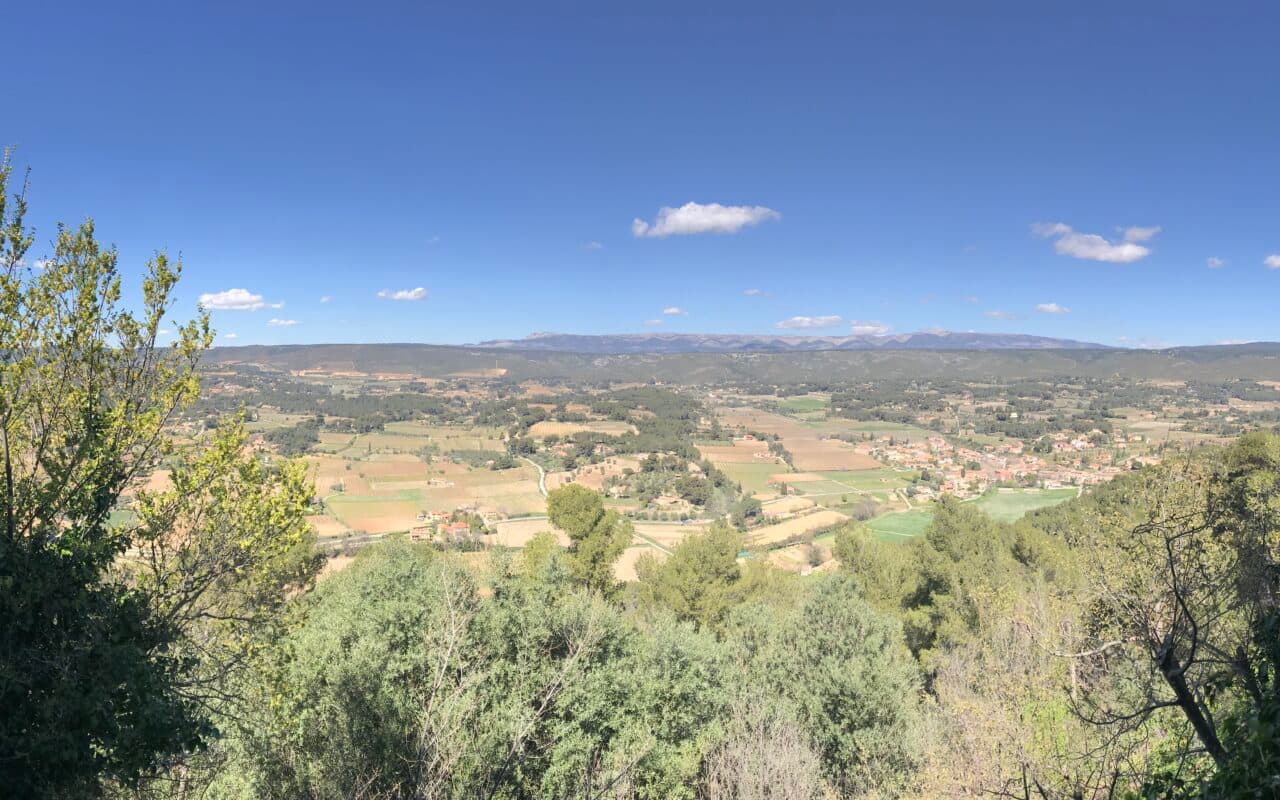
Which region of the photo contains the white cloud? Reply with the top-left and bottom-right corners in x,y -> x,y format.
632,202 -> 780,238
1216,339 -> 1251,345
157,328 -> 172,336
643,319 -> 664,327
849,320 -> 891,336
961,295 -> 979,304
377,287 -> 427,301
1265,254 -> 1280,269
662,306 -> 688,316
33,259 -> 51,271
1206,257 -> 1226,269
744,288 -> 766,296
582,241 -> 604,250
198,288 -> 284,311
223,332 -> 238,340
776,315 -> 843,329
1036,302 -> 1070,315
1032,222 -> 1152,263
984,310 -> 1019,320
1121,225 -> 1161,243
268,318 -> 298,327
319,295 -> 332,303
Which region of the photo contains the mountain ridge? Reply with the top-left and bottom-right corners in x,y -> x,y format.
471,330 -> 1113,354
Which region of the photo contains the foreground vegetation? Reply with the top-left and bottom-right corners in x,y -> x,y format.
3,162 -> 1280,798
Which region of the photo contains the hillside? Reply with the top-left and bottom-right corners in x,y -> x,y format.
203,342 -> 1280,382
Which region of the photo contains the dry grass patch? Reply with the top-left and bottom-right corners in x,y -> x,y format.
485,518 -> 570,548
326,497 -> 421,534
747,509 -> 849,548
761,496 -> 816,516
614,544 -> 666,582
528,420 -> 637,438
307,514 -> 352,538
697,440 -> 773,464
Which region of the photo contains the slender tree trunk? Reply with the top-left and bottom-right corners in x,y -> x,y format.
1158,649 -> 1229,770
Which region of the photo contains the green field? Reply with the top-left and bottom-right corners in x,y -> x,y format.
793,479 -> 859,496
865,510 -> 935,541
971,488 -> 1078,522
817,468 -> 917,491
719,462 -> 788,494
777,394 -> 829,413
819,421 -> 936,442
847,487 -> 1079,543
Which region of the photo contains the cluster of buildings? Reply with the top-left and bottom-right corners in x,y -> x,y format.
863,430 -> 1150,498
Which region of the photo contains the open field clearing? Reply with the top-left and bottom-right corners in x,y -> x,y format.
971,487 -> 1078,522
817,468 -> 917,491
696,439 -> 774,464
827,420 -> 936,441
518,383 -> 566,398
634,520 -> 712,549
719,462 -> 790,494
864,509 -> 935,541
792,479 -> 863,496
243,411 -> 313,432
315,458 -> 545,520
766,542 -> 833,573
527,420 -> 637,438
485,517 -> 569,548
772,472 -> 825,482
358,458 -> 432,483
747,509 -> 849,548
381,422 -> 506,450
314,431 -> 355,452
307,514 -> 352,538
325,495 -> 421,533
716,406 -> 885,471
776,394 -> 829,413
614,543 -> 666,582
339,432 -> 435,456
787,441 -> 881,471
761,496 -> 816,516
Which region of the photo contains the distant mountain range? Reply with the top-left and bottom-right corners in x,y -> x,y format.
471,331 -> 1113,354
204,341 -> 1280,383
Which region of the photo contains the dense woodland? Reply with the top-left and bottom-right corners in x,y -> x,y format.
4,166 -> 1280,799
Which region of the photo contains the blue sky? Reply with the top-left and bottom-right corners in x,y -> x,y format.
7,1 -> 1278,347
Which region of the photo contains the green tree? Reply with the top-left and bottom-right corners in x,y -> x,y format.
636,523 -> 742,630
0,154 -> 213,796
219,542 -> 729,799
546,483 -> 632,595
0,155 -> 319,797
725,575 -> 923,797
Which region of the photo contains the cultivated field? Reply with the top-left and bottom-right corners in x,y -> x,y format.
719,462 -> 791,494
696,439 -> 774,464
485,517 -> 570,548
527,420 -> 637,438
864,509 -> 935,541
746,509 -> 850,548
971,487 -> 1078,522
716,406 -> 883,471
760,496 -> 817,516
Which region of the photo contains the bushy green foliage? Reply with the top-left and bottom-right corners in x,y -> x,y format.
547,483 -> 633,595
0,156 -> 318,798
213,542 -> 730,799
724,575 -> 924,797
